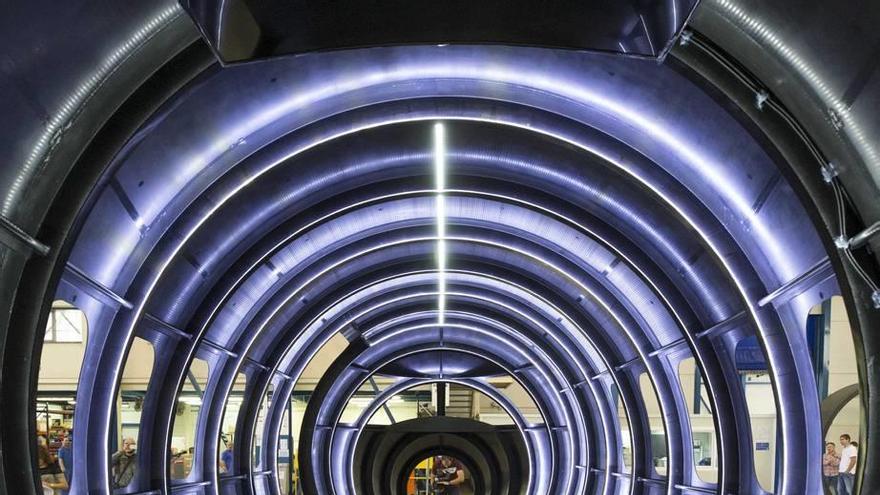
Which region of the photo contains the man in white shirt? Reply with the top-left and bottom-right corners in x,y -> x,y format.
837,434 -> 857,495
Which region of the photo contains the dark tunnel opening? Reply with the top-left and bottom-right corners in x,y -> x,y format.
2,2 -> 880,495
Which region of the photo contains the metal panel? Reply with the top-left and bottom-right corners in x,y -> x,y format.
180,0 -> 700,62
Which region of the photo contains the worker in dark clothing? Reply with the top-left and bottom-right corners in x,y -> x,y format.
433,456 -> 465,495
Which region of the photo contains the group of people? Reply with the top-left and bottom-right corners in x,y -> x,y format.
33,430 -> 864,495
823,434 -> 859,495
38,432 -> 137,493
40,432 -> 863,494
37,434 -> 72,495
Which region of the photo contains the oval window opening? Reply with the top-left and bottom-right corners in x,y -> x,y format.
37,300 -> 89,493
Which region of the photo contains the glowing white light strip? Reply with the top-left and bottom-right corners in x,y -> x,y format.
434,122 -> 447,325
434,123 -> 446,190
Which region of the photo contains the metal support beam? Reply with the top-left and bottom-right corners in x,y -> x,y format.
287,402 -> 294,494
807,302 -> 831,400
369,377 -> 396,424
512,363 -> 536,374
218,474 -> 248,482
186,370 -> 204,398
63,263 -> 133,309
758,257 -> 834,308
614,356 -> 642,372
245,357 -> 269,371
349,363 -> 370,373
436,382 -> 447,416
200,338 -> 238,358
638,477 -> 667,487
848,220 -> 880,250
591,370 -> 610,381
0,215 -> 50,256
108,177 -> 146,233
170,480 -> 212,491
647,338 -> 688,357
673,484 -> 716,494
523,425 -> 547,431
819,299 -> 832,399
274,370 -> 293,381
694,310 -> 748,340
572,379 -> 591,389
143,313 -> 192,340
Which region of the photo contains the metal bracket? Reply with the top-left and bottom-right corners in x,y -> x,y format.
847,220 -> 880,250
143,312 -> 192,340
274,369 -> 293,381
755,89 -> 770,110
679,30 -> 694,46
63,263 -> 133,310
201,338 -> 239,358
758,257 -> 834,308
694,310 -> 748,340
821,162 -> 839,184
0,215 -> 50,257
245,357 -> 269,371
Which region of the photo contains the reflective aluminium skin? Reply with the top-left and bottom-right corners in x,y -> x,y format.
1,2 -> 879,495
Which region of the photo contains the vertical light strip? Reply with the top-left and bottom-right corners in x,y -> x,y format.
434,123 -> 447,325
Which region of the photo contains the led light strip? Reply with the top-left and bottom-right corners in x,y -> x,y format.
434,123 -> 447,325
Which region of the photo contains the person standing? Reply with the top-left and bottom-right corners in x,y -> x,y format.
837,434 -> 857,495
57,436 -> 73,495
221,440 -> 235,474
111,437 -> 137,488
433,456 -> 465,495
37,436 -> 66,495
823,442 -> 839,494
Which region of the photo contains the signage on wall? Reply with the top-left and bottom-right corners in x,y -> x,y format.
755,442 -> 770,451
